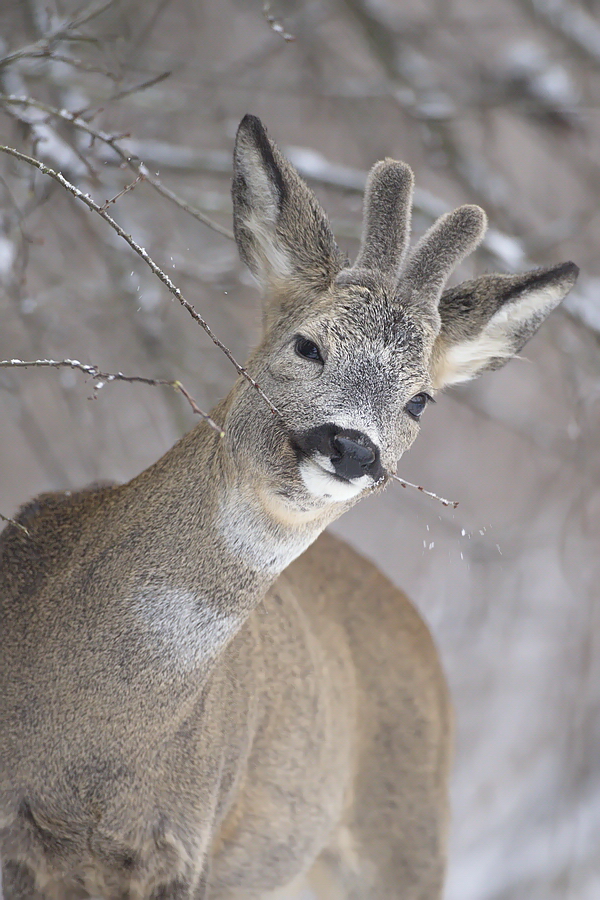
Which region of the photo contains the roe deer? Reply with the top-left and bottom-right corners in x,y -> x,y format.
0,115 -> 578,900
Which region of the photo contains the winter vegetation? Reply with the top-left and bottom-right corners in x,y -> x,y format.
1,1 -> 599,898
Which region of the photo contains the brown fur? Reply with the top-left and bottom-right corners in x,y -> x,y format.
0,116 -> 578,899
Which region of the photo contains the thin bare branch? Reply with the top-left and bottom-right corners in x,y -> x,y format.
0,93 -> 89,180
521,0 -> 600,68
0,0 -> 119,69
0,94 -> 234,239
4,49 -> 115,77
100,173 -> 145,211
62,0 -> 120,31
392,474 -> 459,509
109,70 -> 172,102
0,144 -> 279,417
0,358 -> 224,436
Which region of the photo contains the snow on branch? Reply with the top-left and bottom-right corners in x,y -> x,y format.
0,143 -> 279,418
0,94 -> 233,240
0,357 -> 224,436
0,0 -> 119,69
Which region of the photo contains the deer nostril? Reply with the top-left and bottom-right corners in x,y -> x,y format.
331,436 -> 376,468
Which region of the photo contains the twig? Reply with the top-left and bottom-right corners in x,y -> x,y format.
100,173 -> 145,211
392,474 -> 459,508
109,70 -> 172,102
59,0 -> 119,31
0,93 -> 90,181
0,358 -> 224,436
0,512 -> 30,535
262,1 -> 296,42
0,0 -> 118,69
0,94 -> 233,240
4,49 -> 115,77
0,145 -> 279,417
134,166 -> 233,240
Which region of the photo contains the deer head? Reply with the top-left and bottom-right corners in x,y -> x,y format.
224,115 -> 577,520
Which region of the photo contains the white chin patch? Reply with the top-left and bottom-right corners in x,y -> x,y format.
299,454 -> 370,502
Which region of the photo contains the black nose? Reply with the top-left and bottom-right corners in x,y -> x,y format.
330,431 -> 379,481
291,424 -> 383,482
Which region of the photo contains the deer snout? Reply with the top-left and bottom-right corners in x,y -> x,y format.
292,424 -> 383,483
330,433 -> 379,480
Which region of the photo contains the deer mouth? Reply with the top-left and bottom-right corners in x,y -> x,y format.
290,438 -> 373,501
289,437 -> 349,482
306,454 -> 354,484
290,427 -> 383,483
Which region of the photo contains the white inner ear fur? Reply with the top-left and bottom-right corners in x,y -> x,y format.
432,281 -> 566,390
240,146 -> 280,225
486,280 -> 565,327
432,334 -> 513,389
245,211 -> 293,285
238,145 -> 294,284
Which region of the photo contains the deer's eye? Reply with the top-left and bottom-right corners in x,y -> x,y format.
405,392 -> 432,421
294,336 -> 323,363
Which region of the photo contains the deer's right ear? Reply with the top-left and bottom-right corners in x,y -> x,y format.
232,115 -> 343,296
430,261 -> 579,390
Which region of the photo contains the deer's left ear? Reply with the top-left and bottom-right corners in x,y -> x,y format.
232,115 -> 343,296
430,261 -> 579,390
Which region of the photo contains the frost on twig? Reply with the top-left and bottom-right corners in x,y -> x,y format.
0,358 -> 224,436
392,474 -> 459,509
262,2 -> 296,42
0,94 -> 233,240
0,144 -> 279,418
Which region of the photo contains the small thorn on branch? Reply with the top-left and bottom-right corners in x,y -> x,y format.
262,1 -> 295,41
391,474 -> 459,509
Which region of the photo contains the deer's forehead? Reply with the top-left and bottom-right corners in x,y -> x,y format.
310,290 -> 433,359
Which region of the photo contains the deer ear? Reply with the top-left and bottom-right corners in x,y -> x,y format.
430,262 -> 579,390
232,115 -> 343,294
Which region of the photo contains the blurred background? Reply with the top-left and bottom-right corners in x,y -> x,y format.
0,1 -> 599,897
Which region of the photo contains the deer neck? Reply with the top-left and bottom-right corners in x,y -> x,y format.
125,397 -> 335,661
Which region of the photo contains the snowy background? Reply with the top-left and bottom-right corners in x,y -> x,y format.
1,1 -> 600,898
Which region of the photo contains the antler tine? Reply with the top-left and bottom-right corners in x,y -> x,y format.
401,204 -> 488,308
350,159 -> 414,282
